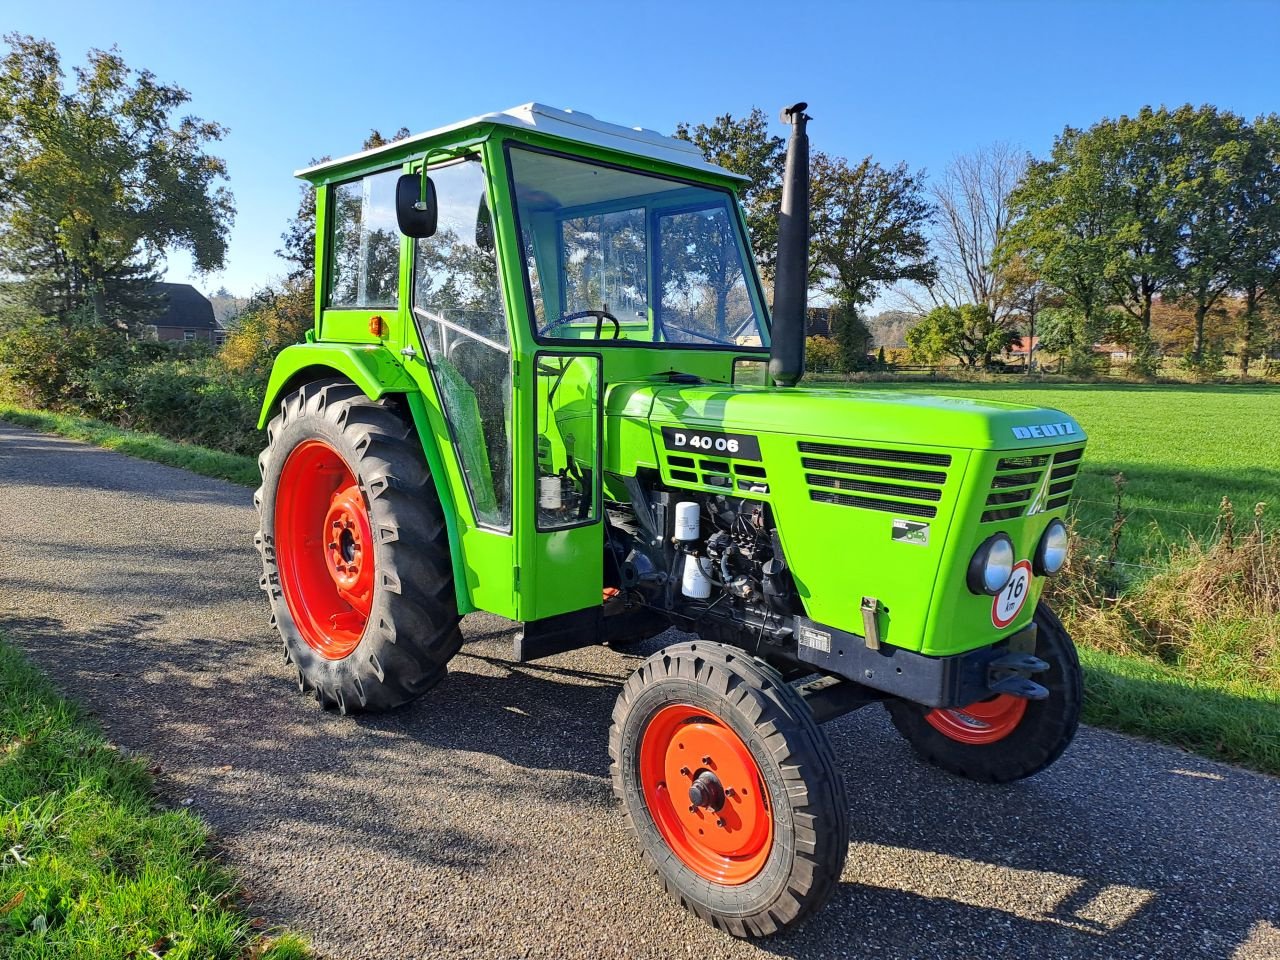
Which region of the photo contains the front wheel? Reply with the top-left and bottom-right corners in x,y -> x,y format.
885,602 -> 1082,783
608,641 -> 849,938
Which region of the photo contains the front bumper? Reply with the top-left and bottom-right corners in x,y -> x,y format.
794,616 -> 1045,708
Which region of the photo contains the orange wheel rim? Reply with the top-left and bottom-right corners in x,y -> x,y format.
925,694 -> 1028,745
275,440 -> 372,660
638,703 -> 773,885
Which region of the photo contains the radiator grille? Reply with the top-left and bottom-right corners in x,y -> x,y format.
666,453 -> 769,493
981,446 -> 1084,523
800,442 -> 951,518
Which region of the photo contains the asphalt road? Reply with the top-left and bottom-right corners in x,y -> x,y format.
1,420 -> 1277,960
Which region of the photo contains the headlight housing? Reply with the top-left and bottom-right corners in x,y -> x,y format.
1035,518 -> 1069,576
968,533 -> 1015,595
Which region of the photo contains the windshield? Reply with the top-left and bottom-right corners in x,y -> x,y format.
508,146 -> 769,348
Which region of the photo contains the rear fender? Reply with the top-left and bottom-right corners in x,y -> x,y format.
258,343 -> 474,614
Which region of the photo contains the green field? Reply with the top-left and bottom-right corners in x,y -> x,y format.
867,382 -> 1280,573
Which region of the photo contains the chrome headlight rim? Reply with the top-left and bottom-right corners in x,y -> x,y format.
1035,518 -> 1069,576
967,533 -> 1015,596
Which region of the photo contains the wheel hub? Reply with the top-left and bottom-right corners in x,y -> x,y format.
322,485 -> 373,613
687,770 -> 726,812
925,693 -> 1028,744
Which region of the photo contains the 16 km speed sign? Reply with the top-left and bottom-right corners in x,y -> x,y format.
991,560 -> 1033,628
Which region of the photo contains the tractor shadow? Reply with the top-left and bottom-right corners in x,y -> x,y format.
2,608 -> 1277,959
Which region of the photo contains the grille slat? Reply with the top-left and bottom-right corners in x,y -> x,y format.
811,490 -> 937,518
991,471 -> 1041,488
801,457 -> 946,485
799,441 -> 951,467
986,491 -> 1034,507
807,473 -> 943,502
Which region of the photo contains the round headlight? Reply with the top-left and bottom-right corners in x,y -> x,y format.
1035,518 -> 1069,576
968,534 -> 1015,595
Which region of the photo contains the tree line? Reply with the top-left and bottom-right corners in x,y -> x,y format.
681,106 -> 1280,379
3,32 -> 1278,445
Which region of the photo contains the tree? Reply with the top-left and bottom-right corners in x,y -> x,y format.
927,145 -> 1024,318
1004,128 -> 1115,365
808,152 -> 936,308
1096,108 -> 1181,369
1165,105 -> 1252,363
1232,114 -> 1280,377
219,279 -> 314,385
0,35 -> 234,325
830,301 -> 873,372
675,109 -> 785,280
905,303 -> 1016,367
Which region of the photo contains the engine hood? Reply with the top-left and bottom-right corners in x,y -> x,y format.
611,383 -> 1084,452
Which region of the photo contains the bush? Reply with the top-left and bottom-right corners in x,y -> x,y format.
0,310 -> 264,457
0,310 -> 161,415
805,335 -> 840,374
130,360 -> 262,456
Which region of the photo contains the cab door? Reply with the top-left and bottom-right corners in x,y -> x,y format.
405,154 -> 517,617
521,350 -> 604,622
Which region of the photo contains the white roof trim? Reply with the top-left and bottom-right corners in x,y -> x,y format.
294,103 -> 749,183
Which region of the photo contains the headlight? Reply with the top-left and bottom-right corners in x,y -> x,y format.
1035,518 -> 1069,576
967,534 -> 1015,595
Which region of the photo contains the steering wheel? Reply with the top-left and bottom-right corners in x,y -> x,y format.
538,308 -> 622,340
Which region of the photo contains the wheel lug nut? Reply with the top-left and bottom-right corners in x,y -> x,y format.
701,756 -> 712,765
715,818 -> 725,827
725,788 -> 736,797
688,805 -> 697,813
680,766 -> 691,777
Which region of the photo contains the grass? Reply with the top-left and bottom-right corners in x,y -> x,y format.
1079,645 -> 1279,773
0,405 -> 259,487
0,636 -> 309,959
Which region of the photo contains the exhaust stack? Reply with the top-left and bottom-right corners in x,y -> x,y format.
768,102 -> 811,388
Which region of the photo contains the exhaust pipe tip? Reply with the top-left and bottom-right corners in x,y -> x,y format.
780,102 -> 809,125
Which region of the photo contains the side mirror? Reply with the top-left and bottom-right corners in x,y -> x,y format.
396,172 -> 438,238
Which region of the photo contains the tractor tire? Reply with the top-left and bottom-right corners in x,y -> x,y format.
885,602 -> 1082,783
254,379 -> 462,713
609,640 -> 849,938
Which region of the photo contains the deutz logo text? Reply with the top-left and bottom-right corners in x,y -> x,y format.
1012,422 -> 1076,440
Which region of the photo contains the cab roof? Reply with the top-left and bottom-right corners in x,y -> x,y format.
294,102 -> 749,185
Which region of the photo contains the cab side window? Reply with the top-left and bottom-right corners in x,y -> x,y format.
328,170 -> 400,308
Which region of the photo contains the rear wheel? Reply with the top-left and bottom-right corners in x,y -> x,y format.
885,603 -> 1082,782
609,641 -> 848,937
255,380 -> 462,712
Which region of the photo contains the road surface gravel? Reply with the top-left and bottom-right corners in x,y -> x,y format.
0,421 -> 1277,959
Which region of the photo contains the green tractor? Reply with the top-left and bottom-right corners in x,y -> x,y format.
255,102 -> 1085,937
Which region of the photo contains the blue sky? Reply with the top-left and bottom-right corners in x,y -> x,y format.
7,0 -> 1279,299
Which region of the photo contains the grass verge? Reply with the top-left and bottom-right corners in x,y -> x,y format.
1079,646 -> 1279,774
0,405 -> 258,487
0,636 -> 308,958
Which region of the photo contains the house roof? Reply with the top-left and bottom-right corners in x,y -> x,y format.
1008,336 -> 1040,354
295,103 -> 750,184
151,282 -> 216,330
